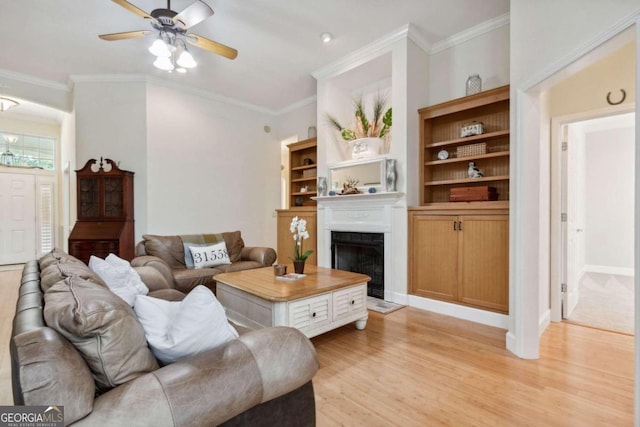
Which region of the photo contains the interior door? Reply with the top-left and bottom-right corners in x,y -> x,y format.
562,124 -> 584,318
0,172 -> 36,264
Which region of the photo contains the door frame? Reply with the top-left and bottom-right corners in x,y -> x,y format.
550,104 -> 635,322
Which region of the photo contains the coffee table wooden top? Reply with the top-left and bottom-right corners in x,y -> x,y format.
215,265 -> 371,302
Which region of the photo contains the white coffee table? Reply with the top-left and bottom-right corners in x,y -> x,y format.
215,265 -> 370,338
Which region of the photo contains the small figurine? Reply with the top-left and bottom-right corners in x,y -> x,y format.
341,177 -> 360,195
468,161 -> 484,178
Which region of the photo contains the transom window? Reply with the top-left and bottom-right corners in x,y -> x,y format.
0,131 -> 55,170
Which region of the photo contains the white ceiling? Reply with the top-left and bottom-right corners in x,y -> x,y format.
0,0 -> 509,114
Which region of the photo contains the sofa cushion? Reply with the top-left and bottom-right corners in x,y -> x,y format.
134,286 -> 239,364
189,242 -> 232,269
40,260 -> 107,292
172,268 -> 219,293
44,276 -> 159,393
38,248 -> 83,270
142,234 -> 186,269
89,255 -> 149,306
222,231 -> 245,263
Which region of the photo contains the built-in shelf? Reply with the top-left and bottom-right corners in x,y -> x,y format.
424,151 -> 510,166
425,130 -> 510,149
418,85 -> 510,205
424,175 -> 510,187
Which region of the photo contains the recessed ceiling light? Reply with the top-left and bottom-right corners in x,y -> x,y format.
321,32 -> 333,44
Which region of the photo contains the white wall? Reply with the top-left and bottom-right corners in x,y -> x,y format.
509,0 -> 640,360
429,24 -> 510,105
146,83 -> 280,248
276,100 -> 317,142
584,125 -> 635,271
73,79 -> 148,241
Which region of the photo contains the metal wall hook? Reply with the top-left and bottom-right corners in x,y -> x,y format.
606,89 -> 626,105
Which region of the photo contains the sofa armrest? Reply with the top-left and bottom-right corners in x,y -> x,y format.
133,265 -> 172,292
76,327 -> 318,427
240,246 -> 277,267
131,256 -> 175,290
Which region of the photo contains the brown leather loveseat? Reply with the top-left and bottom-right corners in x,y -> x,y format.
132,231 -> 276,294
11,249 -> 318,426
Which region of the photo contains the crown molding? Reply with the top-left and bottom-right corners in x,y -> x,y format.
312,24 -> 430,81
68,74 -> 148,84
430,13 -> 510,55
0,69 -> 71,92
274,95 -> 317,116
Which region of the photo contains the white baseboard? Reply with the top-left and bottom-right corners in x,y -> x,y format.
392,292 -> 409,305
408,295 -> 508,329
539,309 -> 551,336
583,264 -> 634,277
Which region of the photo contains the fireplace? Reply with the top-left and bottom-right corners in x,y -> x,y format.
331,231 -> 384,298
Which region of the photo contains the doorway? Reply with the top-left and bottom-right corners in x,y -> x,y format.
561,112 -> 635,334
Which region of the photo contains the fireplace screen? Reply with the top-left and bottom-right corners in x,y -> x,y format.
331,231 -> 384,298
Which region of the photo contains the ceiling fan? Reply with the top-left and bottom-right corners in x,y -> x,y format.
99,0 -> 237,72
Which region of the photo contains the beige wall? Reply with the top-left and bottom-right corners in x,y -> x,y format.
549,42 -> 635,117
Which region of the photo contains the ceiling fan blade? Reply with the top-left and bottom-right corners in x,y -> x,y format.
187,34 -> 237,60
99,30 -> 151,41
173,0 -> 214,29
112,0 -> 154,20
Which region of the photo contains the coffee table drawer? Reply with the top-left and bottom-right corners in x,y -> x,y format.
288,293 -> 332,330
333,285 -> 367,320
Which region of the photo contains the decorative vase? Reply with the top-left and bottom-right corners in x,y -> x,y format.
317,177 -> 327,197
349,137 -> 383,160
293,260 -> 306,274
466,75 -> 482,95
386,158 -> 397,192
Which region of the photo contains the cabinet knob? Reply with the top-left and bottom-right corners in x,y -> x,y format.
351,300 -> 355,305
312,312 -> 317,318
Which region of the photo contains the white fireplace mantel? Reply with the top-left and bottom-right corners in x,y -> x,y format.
316,192 -> 406,303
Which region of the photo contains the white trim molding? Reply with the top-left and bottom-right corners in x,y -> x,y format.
409,295 -> 509,330
430,13 -> 510,55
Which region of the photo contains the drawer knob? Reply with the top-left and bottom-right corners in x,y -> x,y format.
312,312 -> 317,318
351,300 -> 355,305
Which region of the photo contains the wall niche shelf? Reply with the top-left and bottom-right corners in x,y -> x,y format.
418,85 -> 510,206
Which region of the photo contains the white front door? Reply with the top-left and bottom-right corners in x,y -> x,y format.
0,173 -> 36,264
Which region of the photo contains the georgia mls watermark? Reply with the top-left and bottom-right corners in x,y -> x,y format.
0,406 -> 64,427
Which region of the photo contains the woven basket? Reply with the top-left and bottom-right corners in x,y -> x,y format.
457,142 -> 486,158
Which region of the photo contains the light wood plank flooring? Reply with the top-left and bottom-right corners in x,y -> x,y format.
1,269 -> 634,425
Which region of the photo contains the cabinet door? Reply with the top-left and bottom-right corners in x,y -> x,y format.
458,215 -> 509,312
409,214 -> 458,301
288,293 -> 331,331
333,285 -> 366,320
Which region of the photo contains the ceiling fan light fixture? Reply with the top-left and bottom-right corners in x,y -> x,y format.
149,38 -> 171,57
176,67 -> 187,74
0,97 -> 19,112
177,49 -> 197,68
153,56 -> 175,71
320,32 -> 333,44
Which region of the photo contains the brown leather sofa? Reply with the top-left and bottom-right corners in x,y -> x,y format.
132,231 -> 277,294
11,249 -> 318,426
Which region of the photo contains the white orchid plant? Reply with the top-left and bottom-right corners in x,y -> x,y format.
290,216 -> 314,261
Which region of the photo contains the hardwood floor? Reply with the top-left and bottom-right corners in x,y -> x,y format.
1,268 -> 634,425
311,308 -> 634,426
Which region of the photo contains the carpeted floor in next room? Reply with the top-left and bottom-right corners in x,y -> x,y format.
568,272 -> 634,335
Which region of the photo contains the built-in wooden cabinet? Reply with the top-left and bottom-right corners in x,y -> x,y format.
288,138 -> 317,208
276,207 -> 317,265
409,209 -> 509,313
69,158 -> 135,264
410,86 -> 511,313
418,85 -> 510,206
276,138 -> 318,266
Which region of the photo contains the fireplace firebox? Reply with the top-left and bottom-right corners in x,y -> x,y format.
331,231 -> 384,298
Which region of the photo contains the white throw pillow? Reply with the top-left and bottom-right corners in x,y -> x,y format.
134,286 -> 239,364
188,242 -> 231,269
88,254 -> 149,306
